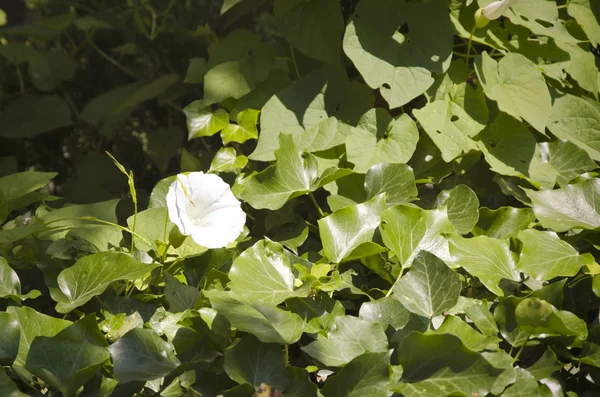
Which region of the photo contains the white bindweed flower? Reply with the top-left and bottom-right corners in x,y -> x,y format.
475,0 -> 519,27
166,172 -> 246,249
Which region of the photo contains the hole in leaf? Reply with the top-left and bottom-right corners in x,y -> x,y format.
489,141 -> 497,148
521,16 -> 530,22
436,130 -> 443,134
507,33 -> 512,41
450,115 -> 459,122
535,19 -> 553,28
398,23 -> 410,35
382,83 -> 391,90
301,152 -> 309,159
335,103 -> 341,112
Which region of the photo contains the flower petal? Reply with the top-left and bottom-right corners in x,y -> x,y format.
481,0 -> 517,20
166,171 -> 246,249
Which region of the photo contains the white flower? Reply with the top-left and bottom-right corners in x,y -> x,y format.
166,172 -> 246,249
481,0 -> 519,20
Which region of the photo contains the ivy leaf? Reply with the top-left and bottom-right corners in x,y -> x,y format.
515,297 -> 588,340
274,0 -> 343,63
7,306 -> 71,366
301,315 -> 388,367
164,273 -> 200,313
433,315 -> 500,352
318,194 -> 386,263
0,257 -> 39,301
220,109 -> 259,145
380,205 -> 455,268
320,351 -> 392,397
413,100 -> 479,162
229,240 -> 310,305
205,290 -> 304,344
224,335 -> 289,390
108,328 -> 181,383
392,333 -> 502,397
184,103 -> 229,140
547,94 -> 600,161
56,252 -> 159,313
476,113 -> 556,188
464,300 -> 499,338
346,110 -> 419,173
392,251 -> 461,318
448,235 -> 520,296
501,368 -> 540,397
252,66 -> 373,161
475,52 -> 551,133
568,0 -> 600,47
0,369 -> 28,397
343,0 -> 453,108
539,140 -> 597,187
25,315 -> 109,396
209,147 -> 248,174
0,312 -> 19,366
364,163 -> 418,207
237,134 -> 318,210
517,229 -> 594,280
183,57 -> 207,84
203,30 -> 275,103
527,348 -> 563,380
437,185 -> 479,235
284,367 -> 319,397
474,207 -> 535,238
526,179 -> 600,232
359,296 -> 410,331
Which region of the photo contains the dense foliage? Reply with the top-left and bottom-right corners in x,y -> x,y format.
1,0 -> 600,396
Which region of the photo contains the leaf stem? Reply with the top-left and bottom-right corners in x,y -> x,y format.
308,192 -> 325,218
284,344 -> 289,364
512,336 -> 530,364
88,38 -> 138,79
290,44 -> 301,80
466,25 -> 477,63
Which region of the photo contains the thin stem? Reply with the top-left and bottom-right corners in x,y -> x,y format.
15,65 -> 26,93
163,208 -> 170,242
513,336 -> 530,364
88,39 -> 138,79
466,25 -> 477,63
290,44 -> 301,80
44,216 -> 151,246
284,344 -> 289,364
308,192 -> 325,218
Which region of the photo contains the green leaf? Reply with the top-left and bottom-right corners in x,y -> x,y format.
39,199 -> 120,239
464,300 -> 499,338
413,99 -> 480,162
476,113 -> 556,188
380,205 -> 455,268
392,251 -> 461,318
108,328 -> 180,383
517,229 -> 594,280
251,66 -> 373,161
568,0 -> 600,47
507,0 -> 579,44
210,147 -> 248,174
164,273 -> 200,313
494,296 -> 531,347
475,52 -> 552,133
8,306 -> 72,366
0,94 -> 71,138
184,57 -> 207,84
527,348 -> 562,380
284,367 -> 318,397
224,335 -> 289,390
25,315 -> 109,396
526,179 -> 600,232
321,351 -> 392,397
474,207 -> 535,238
205,290 -> 304,344
364,163 -> 417,207
432,315 -> 500,352
203,30 -> 275,103
515,297 -> 587,339
343,0 -> 452,108
146,127 -> 184,172
0,312 -> 19,366
0,369 -> 28,397
501,368 -> 540,397
437,185 -> 479,234
184,104 -> 229,139
301,315 -> 388,367
392,333 -> 502,397
359,296 -> 410,331
318,194 -> 386,263
540,140 -> 597,187
274,0 -> 342,63
229,240 -> 309,305
346,110 -> 419,172
448,235 -> 520,296
220,109 -> 259,145
238,134 -> 318,210
56,252 -> 159,313
548,94 -> 600,161
0,257 -> 20,298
